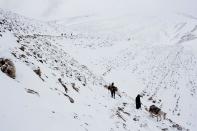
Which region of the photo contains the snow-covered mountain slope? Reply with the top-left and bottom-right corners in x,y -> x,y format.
52,12 -> 197,130
0,8 -> 197,131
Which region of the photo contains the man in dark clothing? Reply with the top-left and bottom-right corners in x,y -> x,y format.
108,83 -> 118,99
135,94 -> 142,109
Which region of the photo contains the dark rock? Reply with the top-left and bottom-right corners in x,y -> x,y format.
58,78 -> 68,93
19,46 -> 25,51
133,117 -> 139,121
34,67 -> 41,77
25,88 -> 39,96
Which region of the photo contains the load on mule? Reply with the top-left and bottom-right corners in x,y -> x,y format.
149,105 -> 160,114
146,105 -> 166,121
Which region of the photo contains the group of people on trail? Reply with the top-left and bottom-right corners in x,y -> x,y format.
107,82 -> 142,108
106,82 -> 166,121
107,82 -> 142,107
107,82 -> 142,109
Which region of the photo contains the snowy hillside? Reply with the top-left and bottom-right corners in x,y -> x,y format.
0,7 -> 197,131
51,12 -> 197,130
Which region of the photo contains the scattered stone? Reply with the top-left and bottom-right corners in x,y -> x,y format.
133,117 -> 139,121
162,128 -> 168,131
39,60 -> 43,63
58,78 -> 68,93
116,111 -> 126,122
64,94 -> 74,103
148,97 -> 153,100
71,83 -> 79,92
123,102 -> 127,106
20,54 -> 26,58
19,46 -> 25,51
33,67 -> 41,77
172,124 -> 183,131
25,88 -> 39,96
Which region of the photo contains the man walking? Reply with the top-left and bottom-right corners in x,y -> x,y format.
135,94 -> 142,109
108,82 -> 118,99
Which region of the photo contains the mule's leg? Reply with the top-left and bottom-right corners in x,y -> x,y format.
151,113 -> 154,118
157,116 -> 159,121
163,113 -> 166,120
159,115 -> 162,121
150,113 -> 152,117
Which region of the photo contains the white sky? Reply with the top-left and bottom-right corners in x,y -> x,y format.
0,0 -> 196,20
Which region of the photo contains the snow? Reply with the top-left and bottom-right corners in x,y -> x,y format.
0,31 -> 17,57
0,4 -> 197,131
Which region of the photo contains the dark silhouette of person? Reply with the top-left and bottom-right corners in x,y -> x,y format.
108,83 -> 118,99
135,94 -> 142,109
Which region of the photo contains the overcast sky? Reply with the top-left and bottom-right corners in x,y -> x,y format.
0,0 -> 196,20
